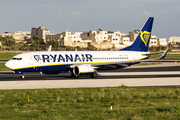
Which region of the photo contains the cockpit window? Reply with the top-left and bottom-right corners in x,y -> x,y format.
12,58 -> 22,60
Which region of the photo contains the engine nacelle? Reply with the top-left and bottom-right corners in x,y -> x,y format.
73,65 -> 95,76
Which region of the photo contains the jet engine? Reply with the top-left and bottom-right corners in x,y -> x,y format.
72,65 -> 96,77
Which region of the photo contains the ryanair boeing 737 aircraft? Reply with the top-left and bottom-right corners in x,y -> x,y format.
5,17 -> 169,79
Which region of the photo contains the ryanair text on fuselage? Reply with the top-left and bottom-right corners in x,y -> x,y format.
34,54 -> 93,63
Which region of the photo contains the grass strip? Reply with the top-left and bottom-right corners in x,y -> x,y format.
0,52 -> 21,59
134,62 -> 162,66
150,54 -> 180,58
0,63 -> 11,71
0,87 -> 180,119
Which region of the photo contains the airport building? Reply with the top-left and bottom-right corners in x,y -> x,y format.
31,26 -> 51,42
81,29 -> 109,44
149,35 -> 167,46
71,32 -> 83,43
80,29 -> 123,49
121,35 -> 132,46
46,34 -> 61,43
158,38 -> 167,46
108,31 -> 122,45
11,31 -> 31,43
0,31 -> 31,43
46,31 -> 88,48
45,28 -> 167,50
129,30 -> 140,42
1,32 -> 11,37
149,35 -> 158,46
0,25 -> 170,49
46,31 -> 72,46
168,36 -> 180,45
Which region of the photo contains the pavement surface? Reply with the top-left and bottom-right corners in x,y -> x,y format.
0,62 -> 180,89
0,76 -> 180,90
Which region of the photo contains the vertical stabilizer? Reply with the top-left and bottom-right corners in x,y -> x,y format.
120,17 -> 154,52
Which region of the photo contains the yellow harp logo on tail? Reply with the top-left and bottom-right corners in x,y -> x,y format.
140,31 -> 151,47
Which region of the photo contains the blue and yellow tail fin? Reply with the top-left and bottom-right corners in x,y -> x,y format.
120,17 -> 154,52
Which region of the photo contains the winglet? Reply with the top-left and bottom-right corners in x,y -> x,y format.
48,45 -> 52,51
159,46 -> 170,59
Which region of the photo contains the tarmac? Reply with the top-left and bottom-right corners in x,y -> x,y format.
0,61 -> 180,90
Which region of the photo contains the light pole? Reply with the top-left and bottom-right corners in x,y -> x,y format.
38,40 -> 39,51
0,38 -> 2,51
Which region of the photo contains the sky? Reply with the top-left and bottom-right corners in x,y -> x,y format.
0,0 -> 180,39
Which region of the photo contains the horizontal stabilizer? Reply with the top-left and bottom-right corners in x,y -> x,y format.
159,46 -> 170,59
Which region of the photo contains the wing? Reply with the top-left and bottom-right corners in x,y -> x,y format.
142,46 -> 170,57
92,46 -> 170,68
48,45 -> 52,51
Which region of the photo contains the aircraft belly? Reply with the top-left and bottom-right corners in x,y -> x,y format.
14,64 -> 71,72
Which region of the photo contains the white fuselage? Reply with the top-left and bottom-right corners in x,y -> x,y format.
5,51 -> 148,72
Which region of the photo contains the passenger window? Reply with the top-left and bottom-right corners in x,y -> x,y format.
17,58 -> 22,60
12,58 -> 22,60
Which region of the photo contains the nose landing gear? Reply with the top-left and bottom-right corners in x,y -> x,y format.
17,71 -> 25,79
20,74 -> 25,79
15,71 -> 25,79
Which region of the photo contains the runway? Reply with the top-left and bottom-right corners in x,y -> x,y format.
0,63 -> 180,89
0,72 -> 180,90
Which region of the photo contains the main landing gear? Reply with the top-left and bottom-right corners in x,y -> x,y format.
71,72 -> 77,78
90,71 -> 98,78
70,71 -> 98,78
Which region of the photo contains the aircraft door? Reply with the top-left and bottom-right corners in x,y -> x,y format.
29,55 -> 34,65
131,53 -> 136,60
133,53 -> 136,60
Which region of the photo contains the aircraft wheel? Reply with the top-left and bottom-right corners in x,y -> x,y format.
90,71 -> 98,78
20,75 -> 25,79
71,72 -> 78,78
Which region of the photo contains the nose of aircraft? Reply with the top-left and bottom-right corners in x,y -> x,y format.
5,61 -> 14,70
